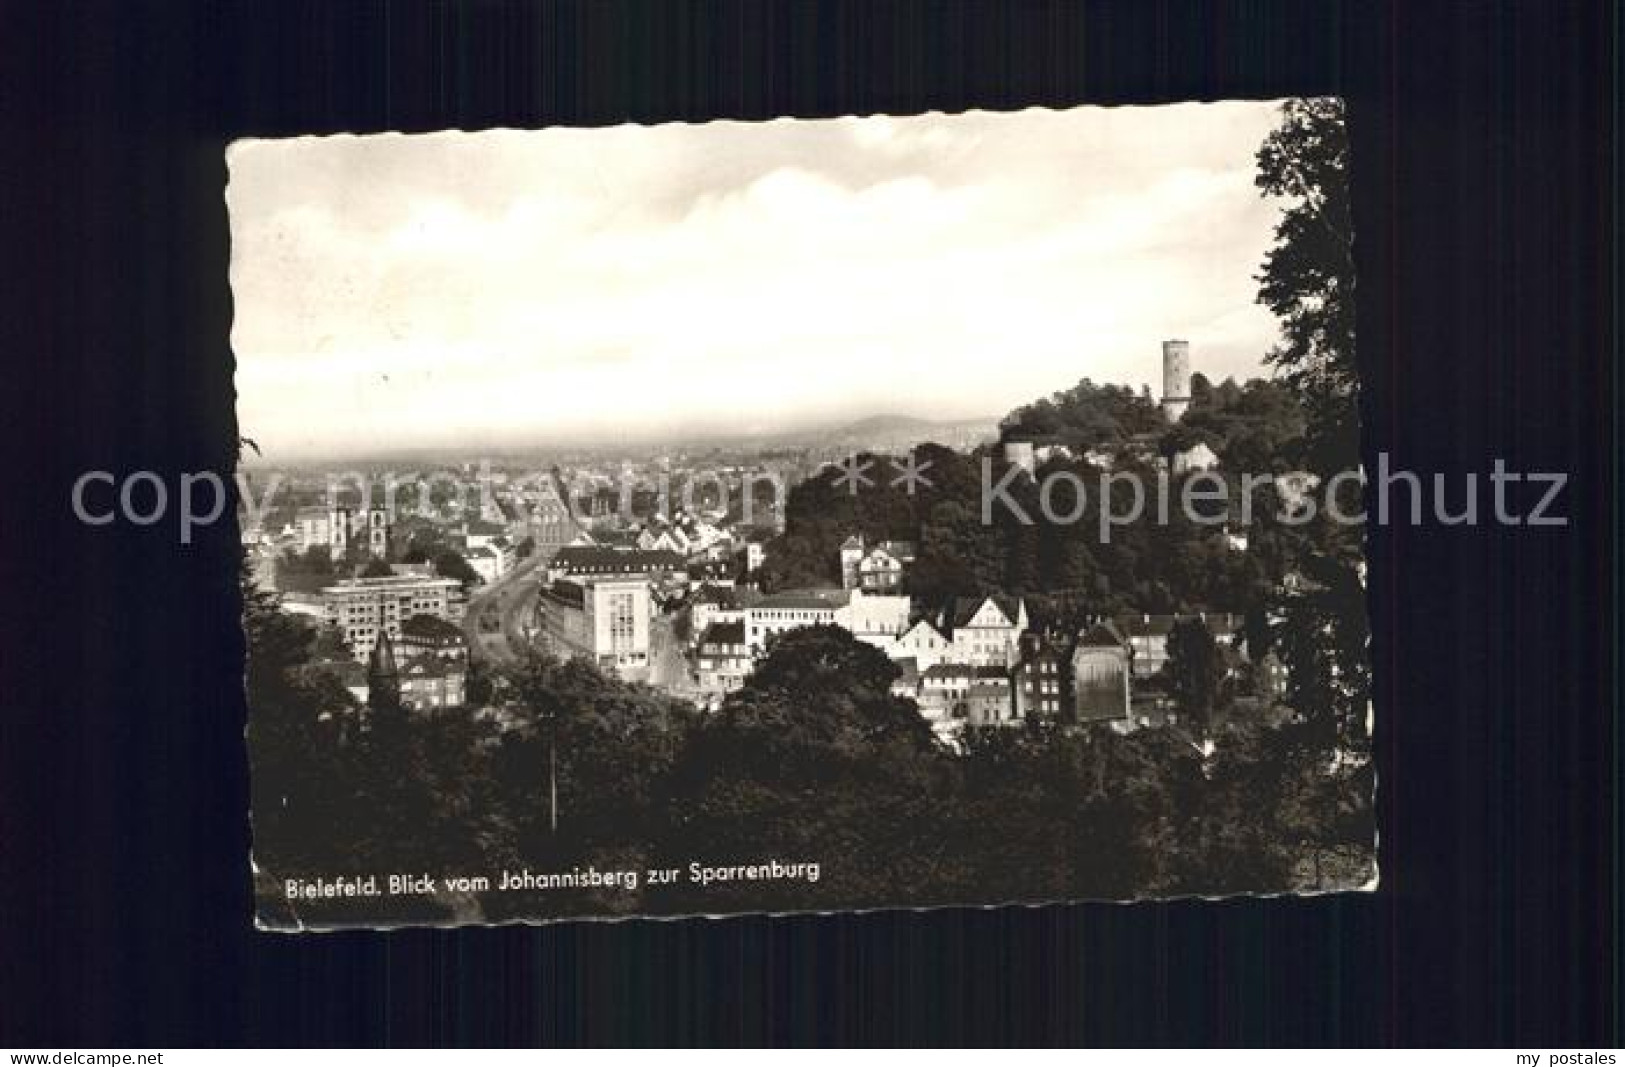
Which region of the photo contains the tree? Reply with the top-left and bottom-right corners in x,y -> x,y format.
1254,96 -> 1371,754
1252,98 -> 1374,883
273,545 -> 336,593
1000,379 -> 1163,447
658,626 -> 952,911
494,649 -> 695,864
432,548 -> 480,591
1163,618 -> 1227,733
1256,97 -> 1358,476
743,626 -> 922,734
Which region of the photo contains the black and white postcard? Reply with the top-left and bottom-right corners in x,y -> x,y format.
231,99 -> 1375,930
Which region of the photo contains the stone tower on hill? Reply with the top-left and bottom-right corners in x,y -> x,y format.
1161,339 -> 1192,422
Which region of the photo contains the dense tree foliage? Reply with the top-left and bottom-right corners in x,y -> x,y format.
1000,379 -> 1163,445
250,587 -> 1370,925
1255,96 -> 1359,476
1164,618 -> 1228,735
759,441 -> 1265,625
272,546 -> 337,593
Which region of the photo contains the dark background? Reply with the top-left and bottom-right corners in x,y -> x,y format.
0,0 -> 1616,1047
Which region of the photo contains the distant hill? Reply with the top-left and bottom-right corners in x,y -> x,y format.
836,413 -> 936,435
805,413 -> 1001,454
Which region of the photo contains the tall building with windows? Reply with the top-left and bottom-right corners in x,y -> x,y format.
942,594 -> 1029,668
537,577 -> 652,681
1013,632 -> 1071,719
320,573 -> 463,661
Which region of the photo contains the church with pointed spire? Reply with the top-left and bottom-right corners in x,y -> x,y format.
366,628 -> 402,718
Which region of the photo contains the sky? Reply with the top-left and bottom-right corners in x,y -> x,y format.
229,100 -> 1292,459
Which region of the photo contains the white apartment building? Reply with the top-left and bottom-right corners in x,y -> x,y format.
320,574 -> 463,661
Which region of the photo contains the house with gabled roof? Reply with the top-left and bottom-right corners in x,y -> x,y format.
695,620 -> 752,697
885,617 -> 952,672
838,534 -> 919,592
833,589 -> 911,648
942,594 -> 1028,668
964,668 -> 1016,726
397,612 -> 469,668
399,652 -> 467,713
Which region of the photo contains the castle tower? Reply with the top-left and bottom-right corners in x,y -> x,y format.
1160,339 -> 1191,422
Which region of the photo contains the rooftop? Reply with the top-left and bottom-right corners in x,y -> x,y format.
1113,612 -> 1242,638
752,589 -> 848,611
552,545 -> 683,571
321,574 -> 461,595
1078,621 -> 1129,648
698,621 -> 747,648
950,594 -> 1024,629
400,652 -> 462,680
399,614 -> 467,643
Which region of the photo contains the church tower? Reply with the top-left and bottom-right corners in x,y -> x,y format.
326,506 -> 353,559
1160,339 -> 1191,422
366,505 -> 390,558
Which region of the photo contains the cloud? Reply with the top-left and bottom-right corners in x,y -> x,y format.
228,101 -> 1292,457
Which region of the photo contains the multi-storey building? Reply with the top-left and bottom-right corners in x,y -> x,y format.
695,620 -> 752,697
538,577 -> 652,681
832,589 -> 912,649
399,654 -> 467,712
1113,612 -> 1242,678
1012,631 -> 1071,720
546,545 -> 683,583
741,589 -> 849,652
294,506 -> 333,553
964,670 -> 1016,726
320,573 -> 462,661
466,537 -> 516,586
918,663 -> 976,713
689,585 -> 745,645
943,594 -> 1029,668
